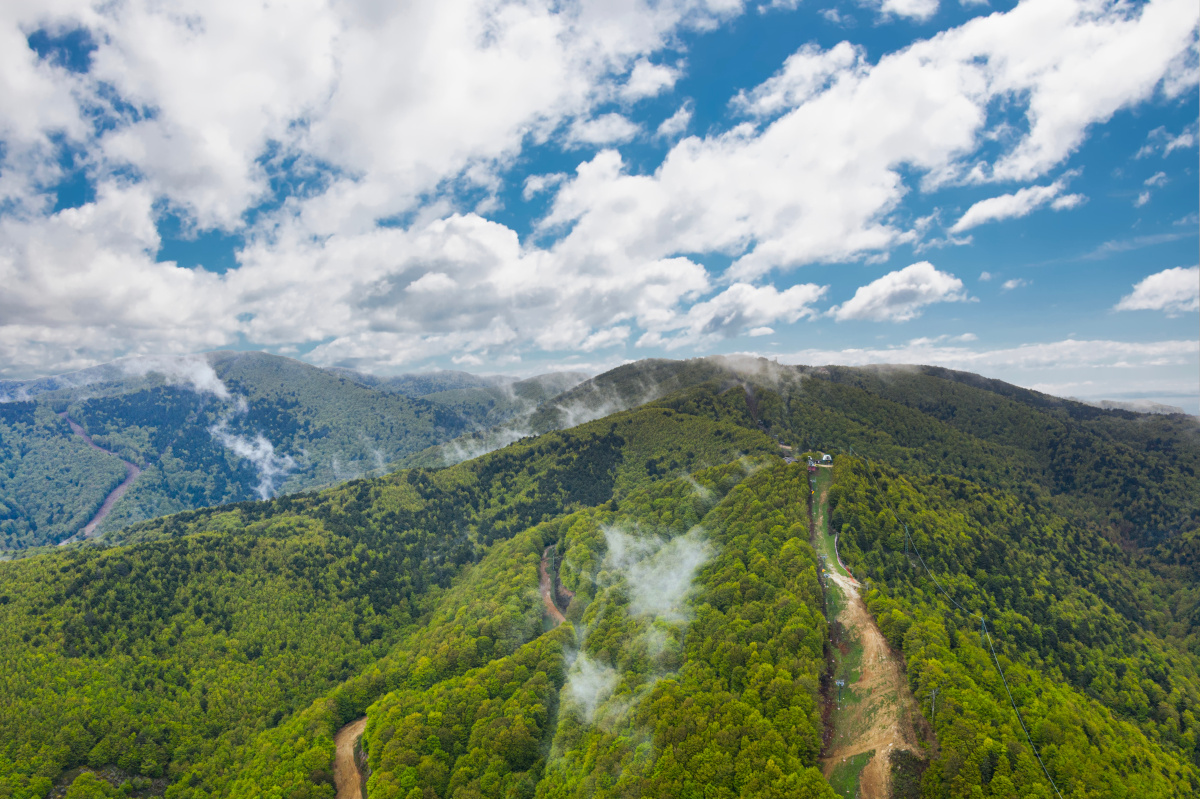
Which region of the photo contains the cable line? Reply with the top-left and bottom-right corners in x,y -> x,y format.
986,630 -> 1065,799
844,446 -> 1065,799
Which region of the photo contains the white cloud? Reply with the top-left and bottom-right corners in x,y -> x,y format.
784,337 -> 1199,370
567,113 -> 641,146
1051,193 -> 1085,210
208,419 -> 297,499
879,0 -> 940,22
951,179 -> 1075,232
1002,277 -> 1029,290
732,42 -> 862,118
830,262 -> 968,322
621,59 -> 681,100
776,336 -> 1200,412
1,0 -> 1197,377
656,103 -> 693,138
979,271 -> 993,281
1145,171 -> 1169,187
542,0 -> 1198,283
1135,190 -> 1151,207
1136,123 -> 1199,157
1115,266 -> 1200,315
639,281 -> 826,349
523,172 -> 568,200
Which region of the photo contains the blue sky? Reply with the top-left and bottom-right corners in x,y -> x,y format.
1,0 -> 1197,410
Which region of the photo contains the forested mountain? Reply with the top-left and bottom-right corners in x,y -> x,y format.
0,354 -> 583,551
0,356 -> 1196,798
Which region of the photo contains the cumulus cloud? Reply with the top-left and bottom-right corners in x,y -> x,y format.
1115,266 -> 1200,315
1002,278 -> 1029,291
543,0 -> 1198,284
1136,122 -> 1199,158
523,172 -> 568,200
639,281 -> 827,349
621,59 -> 681,100
950,179 -> 1079,232
656,103 -> 693,139
732,42 -> 862,117
830,262 -> 967,322
567,114 -> 641,146
878,0 -> 941,22
1,0 -> 1197,377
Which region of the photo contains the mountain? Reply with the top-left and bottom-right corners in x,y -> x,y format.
0,353 -> 585,551
0,356 -> 1197,798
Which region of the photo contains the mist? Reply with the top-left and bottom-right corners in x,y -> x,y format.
120,354 -> 231,399
208,418 -> 297,499
564,653 -> 620,722
603,525 -> 712,622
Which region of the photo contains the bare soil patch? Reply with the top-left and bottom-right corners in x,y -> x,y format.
334,717 -> 368,799
821,569 -> 923,799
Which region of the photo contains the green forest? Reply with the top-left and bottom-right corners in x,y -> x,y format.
0,353 -> 583,551
1,355 -> 1197,798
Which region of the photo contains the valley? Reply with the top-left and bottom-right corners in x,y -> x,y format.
57,414 -> 142,544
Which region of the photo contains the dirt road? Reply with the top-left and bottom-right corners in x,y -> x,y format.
822,568 -> 922,798
59,414 -> 142,542
540,546 -> 566,626
334,717 -> 368,799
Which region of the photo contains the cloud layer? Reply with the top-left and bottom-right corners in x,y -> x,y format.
0,0 -> 1196,379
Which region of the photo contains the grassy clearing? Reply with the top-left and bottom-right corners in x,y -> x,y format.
828,750 -> 874,798
809,467 -> 848,578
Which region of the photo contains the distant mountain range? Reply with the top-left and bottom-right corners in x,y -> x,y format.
3,352 -> 1195,554
0,352 -> 585,550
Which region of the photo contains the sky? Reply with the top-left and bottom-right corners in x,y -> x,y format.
1,0 -> 1198,411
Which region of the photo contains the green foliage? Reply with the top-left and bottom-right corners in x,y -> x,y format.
363,627 -> 573,799
829,457 -> 1200,797
533,463 -> 833,799
4,357 -> 1199,799
0,403 -> 128,549
63,772 -> 123,799
0,396 -> 776,796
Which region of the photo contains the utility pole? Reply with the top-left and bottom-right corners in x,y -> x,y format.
930,687 -> 940,725
836,678 -> 845,705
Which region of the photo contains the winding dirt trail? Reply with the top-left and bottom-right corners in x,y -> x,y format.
334,717 -> 368,799
59,414 -> 141,542
540,546 -> 566,626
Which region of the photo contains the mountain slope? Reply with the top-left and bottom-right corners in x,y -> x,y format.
0,354 -> 585,550
1,358 -> 1197,798
0,394 -> 779,796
